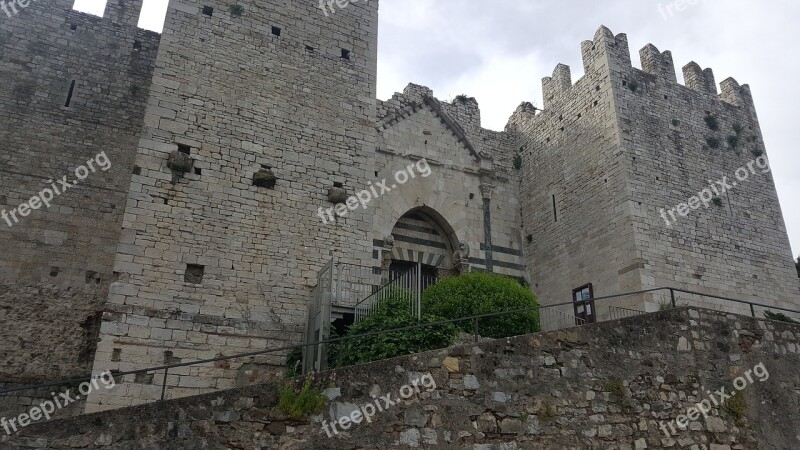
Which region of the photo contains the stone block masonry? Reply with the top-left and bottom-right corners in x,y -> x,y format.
0,0 -> 159,415
6,307 -> 800,449
83,0 -> 381,412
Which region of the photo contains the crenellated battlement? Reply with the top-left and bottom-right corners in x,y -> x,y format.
719,77 -> 754,109
542,64 -> 572,109
682,61 -> 717,95
639,44 -> 677,83
532,26 -> 756,116
580,26 -> 632,73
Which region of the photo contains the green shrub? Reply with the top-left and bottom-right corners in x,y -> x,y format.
454,94 -> 473,104
732,123 -> 744,135
330,291 -> 458,368
764,310 -> 798,324
279,375 -> 327,420
704,115 -> 720,131
422,272 -> 540,338
723,393 -> 747,426
706,137 -> 720,149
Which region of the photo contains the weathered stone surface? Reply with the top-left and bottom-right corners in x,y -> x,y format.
443,357 -> 460,373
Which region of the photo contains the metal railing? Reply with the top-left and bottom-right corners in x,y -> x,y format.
540,307 -> 586,332
608,305 -> 647,321
332,263 -> 384,308
353,263 -> 422,322
2,286 -> 799,407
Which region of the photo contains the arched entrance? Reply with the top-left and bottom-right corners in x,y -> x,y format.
383,207 -> 466,287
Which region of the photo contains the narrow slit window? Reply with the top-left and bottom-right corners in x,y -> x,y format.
552,194 -> 558,223
64,80 -> 76,107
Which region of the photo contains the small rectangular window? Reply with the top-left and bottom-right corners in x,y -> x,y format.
552,194 -> 558,222
202,6 -> 214,16
271,26 -> 281,36
177,144 -> 191,155
184,264 -> 205,284
341,49 -> 351,60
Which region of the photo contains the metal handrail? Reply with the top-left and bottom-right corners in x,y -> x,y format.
351,265 -> 418,310
1,286 -> 798,398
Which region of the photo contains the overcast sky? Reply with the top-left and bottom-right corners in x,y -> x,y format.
84,0 -> 799,258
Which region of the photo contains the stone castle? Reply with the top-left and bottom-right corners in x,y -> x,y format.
1,0 -> 798,414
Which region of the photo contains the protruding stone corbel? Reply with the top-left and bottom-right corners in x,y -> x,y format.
454,242 -> 471,275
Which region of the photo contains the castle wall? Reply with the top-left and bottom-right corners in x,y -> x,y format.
84,0 -> 380,411
0,0 -> 159,389
617,46 -> 800,313
510,28 -> 638,314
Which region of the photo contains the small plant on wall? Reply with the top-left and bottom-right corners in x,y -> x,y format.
513,154 -> 522,170
278,375 -> 327,420
704,114 -> 720,131
727,134 -> 739,149
706,137 -> 720,149
230,4 -> 244,16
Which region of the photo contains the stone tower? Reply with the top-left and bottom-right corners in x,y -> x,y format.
508,26 -> 798,316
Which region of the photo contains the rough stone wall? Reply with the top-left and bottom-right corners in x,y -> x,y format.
508,27 -> 636,311
615,45 -> 800,314
0,0 -> 159,389
6,307 -> 800,449
83,0 -> 380,412
373,85 -> 524,280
